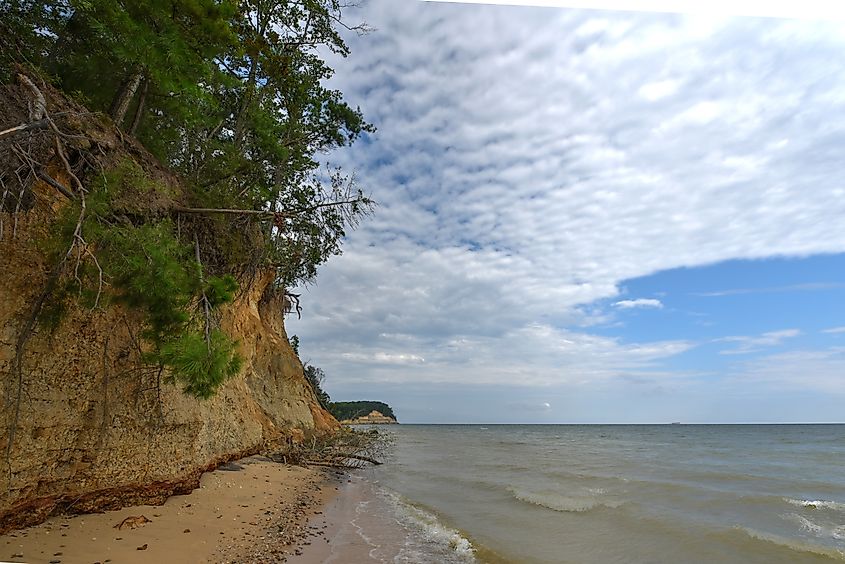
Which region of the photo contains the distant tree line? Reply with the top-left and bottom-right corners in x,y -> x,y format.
329,401 -> 396,421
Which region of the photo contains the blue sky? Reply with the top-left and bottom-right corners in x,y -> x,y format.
287,0 -> 845,423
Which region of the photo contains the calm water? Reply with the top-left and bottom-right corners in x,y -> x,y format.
352,424 -> 845,563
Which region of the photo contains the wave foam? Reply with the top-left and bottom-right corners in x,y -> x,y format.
785,498 -> 845,512
379,490 -> 476,563
734,525 -> 845,561
783,512 -> 845,541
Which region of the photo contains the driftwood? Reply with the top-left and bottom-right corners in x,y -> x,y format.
267,429 -> 391,470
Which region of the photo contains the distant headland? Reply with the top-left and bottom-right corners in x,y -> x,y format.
330,401 -> 398,425
341,410 -> 398,425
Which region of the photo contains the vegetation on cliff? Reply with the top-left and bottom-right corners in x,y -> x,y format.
294,356 -> 395,422
303,363 -> 331,409
0,0 -> 373,400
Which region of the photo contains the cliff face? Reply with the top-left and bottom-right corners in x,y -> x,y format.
0,83 -> 339,533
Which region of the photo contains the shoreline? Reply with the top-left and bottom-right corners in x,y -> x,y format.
0,456 -> 343,563
290,473 -> 488,564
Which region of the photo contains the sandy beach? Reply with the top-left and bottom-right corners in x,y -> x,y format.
0,456 -> 346,564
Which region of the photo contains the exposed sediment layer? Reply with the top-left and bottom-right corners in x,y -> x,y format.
0,79 -> 338,532
0,456 -> 336,563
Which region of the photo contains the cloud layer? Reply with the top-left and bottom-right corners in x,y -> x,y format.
287,1 -> 845,417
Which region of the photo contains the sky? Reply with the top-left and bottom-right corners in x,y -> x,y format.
287,0 -> 845,423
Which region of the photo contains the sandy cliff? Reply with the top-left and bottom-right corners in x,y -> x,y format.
0,80 -> 339,533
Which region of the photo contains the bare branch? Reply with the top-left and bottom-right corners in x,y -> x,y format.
36,171 -> 75,200
17,73 -> 46,120
0,118 -> 50,139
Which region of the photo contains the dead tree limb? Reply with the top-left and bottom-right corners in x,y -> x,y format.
0,118 -> 50,139
172,198 -> 368,218
338,453 -> 382,465
36,171 -> 75,200
174,206 -> 276,217
17,74 -> 46,120
284,291 -> 302,319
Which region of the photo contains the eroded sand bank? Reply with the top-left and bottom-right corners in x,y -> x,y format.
0,456 -> 342,564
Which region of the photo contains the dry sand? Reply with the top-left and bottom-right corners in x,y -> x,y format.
0,456 -> 344,564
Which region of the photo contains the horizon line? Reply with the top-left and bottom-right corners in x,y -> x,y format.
388,421 -> 845,425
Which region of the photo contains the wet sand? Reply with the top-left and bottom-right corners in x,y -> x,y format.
0,456 -> 342,564
290,474 -> 409,563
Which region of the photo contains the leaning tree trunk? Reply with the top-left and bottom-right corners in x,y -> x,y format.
128,78 -> 148,136
110,66 -> 144,127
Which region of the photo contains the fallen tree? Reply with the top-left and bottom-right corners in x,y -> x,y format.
268,428 -> 393,469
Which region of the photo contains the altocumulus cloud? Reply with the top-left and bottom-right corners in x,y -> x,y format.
287,0 -> 845,396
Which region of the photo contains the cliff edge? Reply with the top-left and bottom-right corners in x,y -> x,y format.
0,77 -> 339,532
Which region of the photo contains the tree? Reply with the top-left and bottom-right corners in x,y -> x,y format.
303,363 -> 330,408
329,401 -> 396,421
1,0 -> 375,399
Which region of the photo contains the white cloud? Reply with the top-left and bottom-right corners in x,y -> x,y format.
613,298 -> 664,309
694,283 -> 845,297
731,348 -> 845,393
424,0 -> 845,22
716,329 -> 801,354
638,79 -> 680,101
287,1 -> 845,396
822,326 -> 845,334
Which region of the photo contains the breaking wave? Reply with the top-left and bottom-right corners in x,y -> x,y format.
785,498 -> 845,512
731,525 -> 845,561
378,488 -> 477,563
507,486 -> 623,513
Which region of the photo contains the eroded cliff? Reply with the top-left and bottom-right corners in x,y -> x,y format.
0,78 -> 339,532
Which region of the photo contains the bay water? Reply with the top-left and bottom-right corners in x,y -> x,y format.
344,424 -> 845,563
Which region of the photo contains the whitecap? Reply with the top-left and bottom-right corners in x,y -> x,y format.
783,512 -> 845,544
785,498 -> 845,512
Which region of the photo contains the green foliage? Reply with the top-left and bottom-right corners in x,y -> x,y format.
44,160 -> 242,398
204,274 -> 238,308
159,330 -> 242,399
0,1 -> 71,83
5,0 -> 375,398
303,363 -> 331,408
3,0 -> 374,290
289,334 -> 300,356
329,401 -> 397,422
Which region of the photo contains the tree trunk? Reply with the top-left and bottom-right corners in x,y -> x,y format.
128,77 -> 149,136
110,66 -> 144,127
234,57 -> 258,147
